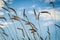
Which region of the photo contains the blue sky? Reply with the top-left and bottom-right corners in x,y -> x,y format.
0,0 -> 60,40
8,0 -> 60,8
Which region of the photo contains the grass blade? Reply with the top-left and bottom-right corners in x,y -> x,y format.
55,24 -> 60,28
17,28 -> 25,37
34,9 -> 37,19
23,9 -> 29,21
3,32 -> 8,37
40,36 -> 43,40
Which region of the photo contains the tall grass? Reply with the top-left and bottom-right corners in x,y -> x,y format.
2,19 -> 14,40
2,0 -> 20,40
0,0 -> 57,40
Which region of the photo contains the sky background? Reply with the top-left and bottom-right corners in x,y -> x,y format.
0,0 -> 60,40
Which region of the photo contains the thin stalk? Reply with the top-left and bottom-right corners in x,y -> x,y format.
2,19 -> 14,40
49,1 -> 57,40
40,36 -> 43,40
11,15 -> 31,40
45,36 -> 47,40
37,11 -> 54,40
2,7 -> 19,40
2,0 -> 17,16
10,19 -> 20,40
17,28 -> 25,38
27,24 -> 39,40
23,9 -> 29,21
26,21 -> 41,40
1,34 -> 6,40
19,20 -> 30,40
33,9 -> 43,40
0,33 -> 6,40
33,33 -> 36,40
55,24 -> 60,28
0,27 -> 7,40
33,9 -> 37,19
47,27 -> 50,40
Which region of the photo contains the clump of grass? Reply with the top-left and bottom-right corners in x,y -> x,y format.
11,15 -> 30,40
0,0 -> 57,40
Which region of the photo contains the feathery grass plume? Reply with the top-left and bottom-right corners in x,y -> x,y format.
47,27 -> 50,40
34,9 -> 37,19
37,11 -> 51,20
23,9 -> 29,21
26,21 -> 37,30
17,28 -> 25,37
29,25 -> 40,39
40,11 -> 51,14
29,27 -> 39,40
11,15 -> 28,22
3,32 -> 8,37
40,36 -> 43,40
55,24 -> 60,28
2,0 -> 17,16
29,28 -> 37,33
29,28 -> 40,40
